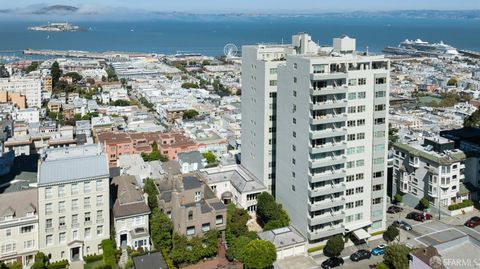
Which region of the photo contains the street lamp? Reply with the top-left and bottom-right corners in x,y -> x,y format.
437,185 -> 441,221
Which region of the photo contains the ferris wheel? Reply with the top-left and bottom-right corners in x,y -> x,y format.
223,43 -> 238,59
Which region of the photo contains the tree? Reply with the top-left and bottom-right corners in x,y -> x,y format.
420,197 -> 430,210
324,234 -> 345,257
105,67 -> 118,81
0,64 -> 9,78
227,204 -> 250,237
141,141 -> 168,162
255,192 -> 290,229
144,178 -> 159,208
50,61 -> 62,88
464,110 -> 480,128
388,124 -> 399,149
202,151 -> 217,164
170,231 -> 219,266
150,208 -> 173,251
394,193 -> 403,204
383,243 -> 410,269
243,240 -> 276,269
26,61 -> 40,73
64,72 -> 83,83
256,192 -> 278,225
181,82 -> 199,89
229,236 -> 253,262
447,77 -> 458,86
182,109 -> 199,120
112,99 -> 131,106
384,225 -> 400,242
263,211 -> 289,231
202,60 -> 210,66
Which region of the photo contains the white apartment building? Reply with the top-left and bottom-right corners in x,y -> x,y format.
111,176 -> 151,251
393,137 -> 468,207
251,34 -> 389,244
241,41 -> 295,194
0,189 -> 38,267
37,144 -> 110,262
14,108 -> 40,124
0,77 -> 42,108
200,164 -> 267,213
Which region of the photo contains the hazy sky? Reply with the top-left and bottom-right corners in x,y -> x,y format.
3,0 -> 480,12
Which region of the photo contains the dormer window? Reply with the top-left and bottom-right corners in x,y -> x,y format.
194,191 -> 201,202
25,212 -> 34,217
4,215 -> 13,221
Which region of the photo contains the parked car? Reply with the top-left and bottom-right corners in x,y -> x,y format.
406,212 -> 432,222
387,205 -> 403,214
350,249 -> 372,261
371,244 -> 386,255
393,220 -> 413,231
321,257 -> 345,269
465,216 -> 480,228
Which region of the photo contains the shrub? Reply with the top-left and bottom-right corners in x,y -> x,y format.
448,199 -> 474,210
83,254 -> 103,263
46,260 -> 68,269
101,239 -> 117,268
419,197 -> 430,210
161,249 -> 176,269
93,266 -> 112,269
371,230 -> 386,236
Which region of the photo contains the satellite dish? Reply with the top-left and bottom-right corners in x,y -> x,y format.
224,43 -> 238,59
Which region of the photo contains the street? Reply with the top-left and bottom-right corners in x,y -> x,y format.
275,205 -> 480,269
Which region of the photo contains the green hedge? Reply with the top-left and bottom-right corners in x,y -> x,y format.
83,254 -> 103,263
161,249 -> 176,269
46,260 -> 69,269
448,200 -> 473,211
371,230 -> 386,236
307,245 -> 325,253
93,265 -> 112,269
101,239 -> 116,268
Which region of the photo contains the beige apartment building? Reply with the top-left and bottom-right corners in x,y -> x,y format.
158,173 -> 227,237
37,145 -> 110,262
0,189 -> 39,267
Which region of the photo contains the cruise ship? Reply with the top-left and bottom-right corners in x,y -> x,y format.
28,22 -> 85,32
384,39 -> 459,57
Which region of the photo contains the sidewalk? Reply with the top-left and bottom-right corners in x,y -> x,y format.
438,208 -> 479,226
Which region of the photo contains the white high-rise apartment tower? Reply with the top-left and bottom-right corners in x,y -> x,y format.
241,42 -> 295,193
242,33 -> 389,244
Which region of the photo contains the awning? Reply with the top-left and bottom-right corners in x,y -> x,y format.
352,229 -> 371,240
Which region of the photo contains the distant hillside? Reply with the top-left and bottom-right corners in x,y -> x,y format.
31,5 -> 78,15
